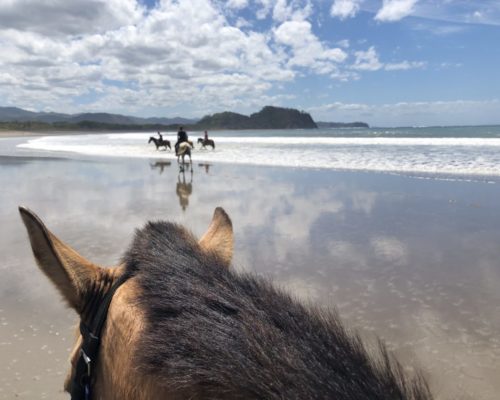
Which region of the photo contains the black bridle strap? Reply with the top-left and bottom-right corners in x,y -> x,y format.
71,275 -> 129,400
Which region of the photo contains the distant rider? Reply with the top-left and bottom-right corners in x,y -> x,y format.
157,131 -> 163,141
175,126 -> 188,154
204,130 -> 208,141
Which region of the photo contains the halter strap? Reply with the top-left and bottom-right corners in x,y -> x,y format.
70,274 -> 129,400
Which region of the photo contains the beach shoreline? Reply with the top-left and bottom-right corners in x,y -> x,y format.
0,130 -> 45,138
0,130 -> 146,138
8,129 -> 500,179
1,144 -> 500,400
0,130 -> 91,138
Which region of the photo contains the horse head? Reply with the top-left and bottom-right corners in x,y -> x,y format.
20,207 -> 432,400
19,206 -> 233,399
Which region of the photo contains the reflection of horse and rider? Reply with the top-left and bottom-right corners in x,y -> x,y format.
176,169 -> 193,212
149,160 -> 172,174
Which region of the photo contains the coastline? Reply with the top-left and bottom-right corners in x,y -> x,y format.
0,130 -> 84,138
0,130 -> 45,138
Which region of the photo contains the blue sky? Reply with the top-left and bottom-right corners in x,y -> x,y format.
0,0 -> 499,126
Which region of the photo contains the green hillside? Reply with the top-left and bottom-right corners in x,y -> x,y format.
195,106 -> 317,129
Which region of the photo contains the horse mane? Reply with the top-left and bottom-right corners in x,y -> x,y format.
122,221 -> 432,400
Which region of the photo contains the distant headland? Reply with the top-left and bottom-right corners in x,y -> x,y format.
197,106 -> 317,129
0,105 -> 369,131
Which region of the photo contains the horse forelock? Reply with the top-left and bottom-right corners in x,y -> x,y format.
118,220 -> 432,400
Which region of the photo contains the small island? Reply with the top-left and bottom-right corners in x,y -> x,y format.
196,106 -> 317,129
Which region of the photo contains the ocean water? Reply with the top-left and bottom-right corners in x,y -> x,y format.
16,125 -> 500,180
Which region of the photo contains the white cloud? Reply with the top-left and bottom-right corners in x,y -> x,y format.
0,0 -> 143,36
350,46 -> 425,72
308,99 -> 500,127
0,0 -> 304,115
227,0 -> 249,9
274,20 -> 347,73
438,62 -> 462,70
352,46 -> 383,71
2,0 -> 353,115
384,60 -> 426,70
336,39 -> 350,48
375,0 -> 418,22
255,0 -> 274,19
272,0 -> 295,22
397,0 -> 500,27
330,69 -> 360,81
331,0 -> 362,20
254,0 -> 313,22
0,0 -> 495,122
409,20 -> 467,36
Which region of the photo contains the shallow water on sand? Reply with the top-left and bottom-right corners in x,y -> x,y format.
0,151 -> 499,399
17,130 -> 500,179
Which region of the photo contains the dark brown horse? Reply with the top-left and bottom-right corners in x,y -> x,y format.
148,136 -> 171,150
19,207 -> 433,400
197,137 -> 215,149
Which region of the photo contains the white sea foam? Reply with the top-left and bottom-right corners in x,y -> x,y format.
18,133 -> 500,178
109,134 -> 500,146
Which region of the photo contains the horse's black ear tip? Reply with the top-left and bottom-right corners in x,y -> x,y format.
18,206 -> 43,227
18,205 -> 31,218
214,206 -> 225,215
19,206 -> 37,230
214,207 -> 231,225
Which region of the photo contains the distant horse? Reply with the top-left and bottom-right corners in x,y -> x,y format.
197,137 -> 215,149
176,141 -> 192,172
148,137 -> 171,150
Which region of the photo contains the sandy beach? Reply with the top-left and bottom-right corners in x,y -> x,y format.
0,131 -> 72,138
0,130 -> 108,138
1,137 -> 500,399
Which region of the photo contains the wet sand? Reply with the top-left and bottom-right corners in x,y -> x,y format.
0,131 -> 67,138
1,149 -> 499,399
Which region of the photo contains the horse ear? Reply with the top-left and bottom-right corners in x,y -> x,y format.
199,207 -> 233,268
19,207 -> 101,313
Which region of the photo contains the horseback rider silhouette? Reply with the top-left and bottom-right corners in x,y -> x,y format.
175,126 -> 188,154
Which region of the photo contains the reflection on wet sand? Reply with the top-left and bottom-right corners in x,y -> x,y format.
150,160 -> 172,174
198,163 -> 211,173
1,153 -> 500,399
176,170 -> 193,211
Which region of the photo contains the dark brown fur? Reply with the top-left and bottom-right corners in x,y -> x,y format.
197,138 -> 215,149
148,136 -> 171,150
20,207 -> 432,400
123,220 -> 432,400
